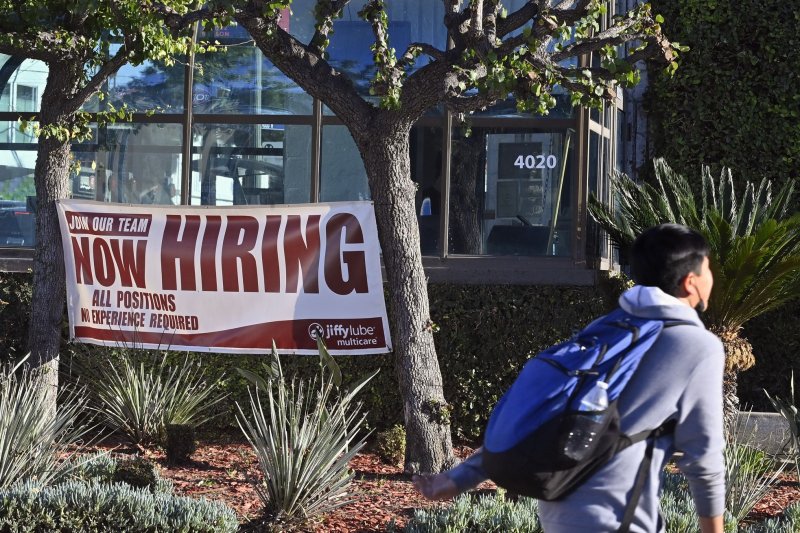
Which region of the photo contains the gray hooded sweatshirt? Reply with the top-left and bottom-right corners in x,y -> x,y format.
448,285 -> 726,532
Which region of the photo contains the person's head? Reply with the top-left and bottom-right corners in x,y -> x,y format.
630,223 -> 713,312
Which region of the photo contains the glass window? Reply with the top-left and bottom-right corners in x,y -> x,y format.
0,55 -> 46,113
191,123 -> 311,206
320,125 -> 369,202
411,126 -> 443,255
193,40 -> 312,115
0,132 -> 36,246
83,47 -> 186,113
88,123 -> 183,204
314,0 -> 445,102
449,127 -> 574,257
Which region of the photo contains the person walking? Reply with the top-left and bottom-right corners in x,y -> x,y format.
413,223 -> 725,533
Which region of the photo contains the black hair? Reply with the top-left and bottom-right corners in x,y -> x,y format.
630,223 -> 709,296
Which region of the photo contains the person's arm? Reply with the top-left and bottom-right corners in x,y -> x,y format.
412,447 -> 488,500
673,336 -> 726,526
699,515 -> 724,533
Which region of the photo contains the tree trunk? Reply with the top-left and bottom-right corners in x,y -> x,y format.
356,119 -> 456,474
712,326 -> 755,435
27,61 -> 80,411
449,133 -> 485,254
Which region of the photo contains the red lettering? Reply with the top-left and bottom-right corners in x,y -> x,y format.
71,236 -> 93,284
109,239 -> 146,288
200,216 -> 221,291
221,216 -> 259,292
283,215 -> 320,293
92,239 -> 115,287
325,213 -> 368,294
260,215 -> 282,292
161,215 -> 200,291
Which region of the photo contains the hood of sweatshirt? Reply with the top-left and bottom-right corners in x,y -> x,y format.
618,285 -> 705,327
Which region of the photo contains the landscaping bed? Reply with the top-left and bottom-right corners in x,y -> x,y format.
96,436 -> 799,532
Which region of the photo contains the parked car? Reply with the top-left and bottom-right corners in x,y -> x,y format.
0,200 -> 35,246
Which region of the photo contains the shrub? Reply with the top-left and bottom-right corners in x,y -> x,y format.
236,340 -> 375,524
82,349 -> 227,446
763,373 -> 800,479
56,451 -> 173,494
165,423 -> 197,464
0,479 -> 238,532
375,424 -> 406,466
113,456 -> 163,492
394,490 -> 542,533
741,502 -> 800,532
0,356 -> 95,489
726,417 -> 787,526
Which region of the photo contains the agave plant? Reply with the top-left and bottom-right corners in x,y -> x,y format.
0,355 -> 95,488
83,350 -> 227,446
588,158 -> 800,422
236,339 -> 376,524
764,372 -> 800,480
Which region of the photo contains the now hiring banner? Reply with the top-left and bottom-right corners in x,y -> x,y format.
56,199 -> 392,355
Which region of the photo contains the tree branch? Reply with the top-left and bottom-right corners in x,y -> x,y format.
234,3 -> 373,126
0,38 -> 58,62
309,0 -> 350,54
66,44 -> 132,115
141,0 -> 225,34
397,43 -> 447,71
496,0 -> 539,38
445,89 -> 501,114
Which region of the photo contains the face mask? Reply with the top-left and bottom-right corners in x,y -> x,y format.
694,299 -> 707,313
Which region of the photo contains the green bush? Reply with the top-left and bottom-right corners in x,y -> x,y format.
166,423 -> 198,464
0,271 -> 31,364
741,502 -> 800,533
375,424 -> 406,466
56,451 -> 173,494
0,479 -> 238,532
394,490 -> 542,533
726,416 -> 787,526
7,268 -> 796,441
647,0 -> 800,195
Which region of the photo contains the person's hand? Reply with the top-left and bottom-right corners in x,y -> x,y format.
412,472 -> 460,500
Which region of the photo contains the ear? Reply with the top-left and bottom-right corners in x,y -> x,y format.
677,271 -> 696,300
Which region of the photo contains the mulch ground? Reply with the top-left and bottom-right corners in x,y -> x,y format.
97,436 -> 800,531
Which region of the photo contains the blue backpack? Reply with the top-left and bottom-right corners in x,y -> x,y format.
482,308 -> 689,526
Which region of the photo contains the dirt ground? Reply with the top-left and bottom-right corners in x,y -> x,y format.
94,435 -> 800,532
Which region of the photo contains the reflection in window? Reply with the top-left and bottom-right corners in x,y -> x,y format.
449,128 -> 574,257
320,126 -> 369,202
191,123 -> 311,206
410,126 -> 443,255
90,124 -> 182,205
192,41 -> 312,115
318,0 -> 446,100
83,47 -> 185,112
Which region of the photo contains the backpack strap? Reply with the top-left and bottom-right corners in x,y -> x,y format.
617,420 -> 676,533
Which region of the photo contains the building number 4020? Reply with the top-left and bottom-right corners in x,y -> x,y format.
513,154 -> 558,170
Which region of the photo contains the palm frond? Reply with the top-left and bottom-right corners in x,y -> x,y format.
588,158 -> 800,334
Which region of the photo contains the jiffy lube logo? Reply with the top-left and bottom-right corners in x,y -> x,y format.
307,320 -> 380,347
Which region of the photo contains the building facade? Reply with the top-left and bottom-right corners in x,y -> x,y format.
0,0 -> 633,283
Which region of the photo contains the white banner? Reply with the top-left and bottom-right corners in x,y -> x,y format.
56,200 -> 392,355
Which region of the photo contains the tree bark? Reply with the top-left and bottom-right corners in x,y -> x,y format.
355,117 -> 456,474
449,133 -> 485,254
712,326 -> 754,435
27,61 -> 80,412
